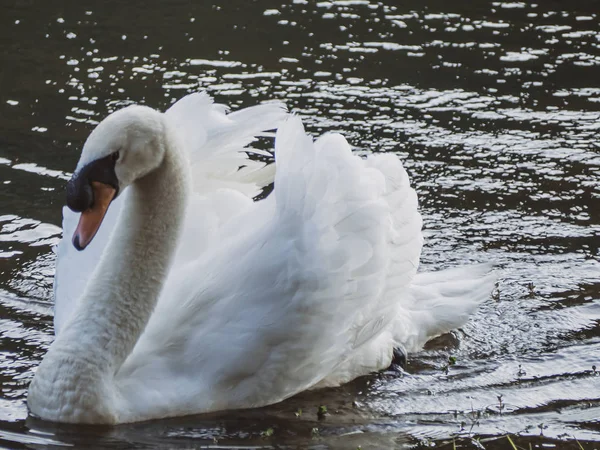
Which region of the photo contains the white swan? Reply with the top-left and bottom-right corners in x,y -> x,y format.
27,93 -> 495,424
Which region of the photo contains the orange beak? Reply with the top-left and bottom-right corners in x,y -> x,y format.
72,181 -> 116,251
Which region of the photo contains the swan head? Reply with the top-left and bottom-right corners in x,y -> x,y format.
66,105 -> 166,251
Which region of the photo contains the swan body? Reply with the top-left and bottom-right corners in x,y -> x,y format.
28,93 -> 495,424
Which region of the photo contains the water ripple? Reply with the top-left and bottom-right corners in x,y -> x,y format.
0,0 -> 599,447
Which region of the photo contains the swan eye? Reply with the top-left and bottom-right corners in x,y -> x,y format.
111,151 -> 120,162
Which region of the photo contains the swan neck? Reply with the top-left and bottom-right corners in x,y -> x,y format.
61,125 -> 188,372
27,115 -> 190,423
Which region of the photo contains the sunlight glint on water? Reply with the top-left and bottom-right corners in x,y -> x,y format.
0,0 -> 599,447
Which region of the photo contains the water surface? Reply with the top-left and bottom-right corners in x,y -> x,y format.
1,0 -> 599,448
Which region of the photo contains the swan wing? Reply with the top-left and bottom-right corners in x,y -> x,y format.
53,94 -> 286,335
114,117 -> 425,420
165,92 -> 284,197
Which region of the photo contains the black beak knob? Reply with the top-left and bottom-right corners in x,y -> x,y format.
66,172 -> 94,212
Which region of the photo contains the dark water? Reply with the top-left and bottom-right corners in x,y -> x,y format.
1,0 -> 599,448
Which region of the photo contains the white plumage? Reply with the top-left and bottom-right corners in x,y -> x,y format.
28,93 -> 495,424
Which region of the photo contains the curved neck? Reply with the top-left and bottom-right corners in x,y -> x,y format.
62,132 -> 189,373
28,116 -> 191,423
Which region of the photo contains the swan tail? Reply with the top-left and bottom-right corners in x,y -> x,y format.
394,263 -> 497,352
315,265 -> 495,387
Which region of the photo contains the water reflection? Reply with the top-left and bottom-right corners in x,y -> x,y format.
0,0 -> 599,447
